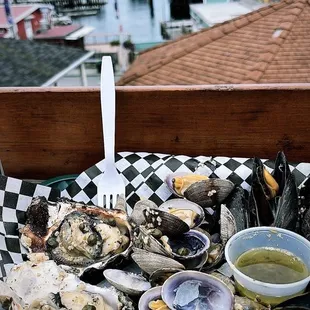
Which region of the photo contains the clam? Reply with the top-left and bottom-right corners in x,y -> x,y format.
159,198 -> 205,228
167,230 -> 210,261
184,179 -> 235,209
131,248 -> 185,275
103,269 -> 151,296
161,270 -> 234,310
220,204 -> 237,245
149,268 -> 183,287
143,208 -> 189,237
165,172 -> 209,197
139,286 -> 167,310
136,226 -> 173,257
130,199 -> 159,227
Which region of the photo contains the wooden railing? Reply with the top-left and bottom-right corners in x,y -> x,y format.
0,84 -> 310,179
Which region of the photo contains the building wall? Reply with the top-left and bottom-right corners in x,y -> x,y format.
17,9 -> 42,40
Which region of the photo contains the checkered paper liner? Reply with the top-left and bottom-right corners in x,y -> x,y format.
1,151 -> 310,280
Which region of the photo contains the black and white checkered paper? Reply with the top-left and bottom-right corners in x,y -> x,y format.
1,151 -> 310,280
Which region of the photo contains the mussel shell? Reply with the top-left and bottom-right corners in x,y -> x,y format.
138,286 -> 162,310
143,208 -> 189,238
159,198 -> 205,228
274,173 -> 298,231
248,158 -> 274,226
184,179 -> 235,209
272,151 -> 291,196
131,248 -> 185,275
225,186 -> 250,232
103,269 -> 151,296
161,270 -> 234,310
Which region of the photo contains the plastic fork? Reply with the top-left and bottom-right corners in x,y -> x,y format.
97,56 -> 125,209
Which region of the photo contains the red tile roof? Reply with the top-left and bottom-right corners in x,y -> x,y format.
0,5 -> 39,27
117,0 -> 310,86
34,25 -> 82,39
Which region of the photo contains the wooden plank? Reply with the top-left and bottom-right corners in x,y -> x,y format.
0,84 -> 310,179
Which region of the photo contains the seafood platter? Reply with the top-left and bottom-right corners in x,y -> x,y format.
2,151 -> 310,310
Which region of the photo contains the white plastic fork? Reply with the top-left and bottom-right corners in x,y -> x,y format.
97,56 -> 125,209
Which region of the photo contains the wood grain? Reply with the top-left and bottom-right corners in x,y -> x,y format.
1,84 -> 310,179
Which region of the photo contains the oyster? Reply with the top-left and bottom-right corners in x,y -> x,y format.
103,269 -> 151,296
0,282 -> 23,310
159,198 -> 205,229
184,179 -> 235,209
4,259 -> 133,310
165,173 -> 209,197
161,270 -> 234,310
21,197 -> 132,277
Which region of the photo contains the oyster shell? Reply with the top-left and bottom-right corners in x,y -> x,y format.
184,179 -> 235,209
0,282 -> 23,310
159,198 -> 205,229
103,269 -> 151,296
234,296 -> 268,310
4,259 -> 133,310
161,270 -> 234,310
21,197 -> 132,277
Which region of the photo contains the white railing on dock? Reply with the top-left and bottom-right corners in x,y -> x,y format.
85,32 -> 131,45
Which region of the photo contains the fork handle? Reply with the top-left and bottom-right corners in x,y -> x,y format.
101,56 -> 116,167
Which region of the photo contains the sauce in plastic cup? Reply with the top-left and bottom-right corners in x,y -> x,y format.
225,227 -> 310,306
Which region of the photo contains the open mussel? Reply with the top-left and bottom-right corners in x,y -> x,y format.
161,270 -> 234,310
248,154 -> 298,231
184,179 -> 235,209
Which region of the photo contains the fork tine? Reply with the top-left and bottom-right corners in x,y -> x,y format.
112,194 -> 117,210
105,195 -> 111,209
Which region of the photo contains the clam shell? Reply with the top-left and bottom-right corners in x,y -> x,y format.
137,226 -> 173,257
130,200 -> 158,227
159,198 -> 205,228
162,270 -> 234,310
143,208 -> 189,237
168,230 -> 210,261
220,204 -> 237,245
131,248 -> 185,275
138,286 -> 162,310
103,269 -> 151,296
184,179 -> 235,208
165,172 -> 209,197
149,268 -> 183,287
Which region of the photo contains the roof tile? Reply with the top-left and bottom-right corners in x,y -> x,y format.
117,0 -> 309,86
